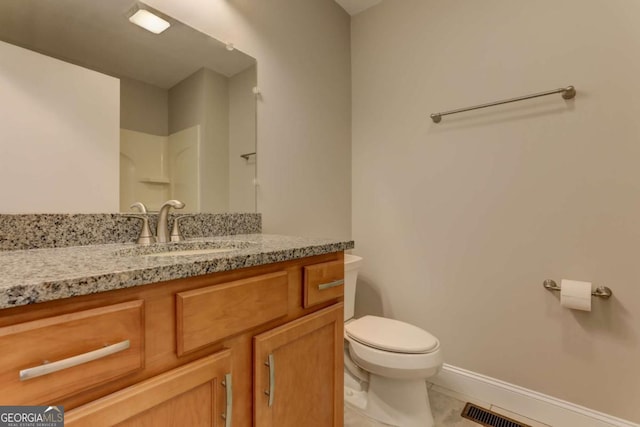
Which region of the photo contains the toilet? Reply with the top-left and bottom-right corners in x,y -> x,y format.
343,254 -> 443,427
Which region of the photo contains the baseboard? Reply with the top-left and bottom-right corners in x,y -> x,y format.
430,364 -> 639,427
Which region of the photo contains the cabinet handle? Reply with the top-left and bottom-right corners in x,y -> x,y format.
318,279 -> 344,291
264,353 -> 275,407
221,373 -> 232,427
19,340 -> 130,381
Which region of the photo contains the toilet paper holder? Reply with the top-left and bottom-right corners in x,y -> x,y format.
543,279 -> 613,299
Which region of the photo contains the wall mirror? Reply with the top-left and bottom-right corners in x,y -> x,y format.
0,0 -> 257,213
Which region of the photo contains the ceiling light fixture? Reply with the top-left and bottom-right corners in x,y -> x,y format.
129,8 -> 170,34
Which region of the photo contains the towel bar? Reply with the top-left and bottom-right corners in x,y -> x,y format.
431,86 -> 576,123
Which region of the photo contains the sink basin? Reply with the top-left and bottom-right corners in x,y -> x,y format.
117,240 -> 253,258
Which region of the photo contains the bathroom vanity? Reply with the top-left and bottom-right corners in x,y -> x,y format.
0,227 -> 353,427
0,0 -> 350,423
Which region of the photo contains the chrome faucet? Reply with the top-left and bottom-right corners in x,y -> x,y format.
156,200 -> 185,243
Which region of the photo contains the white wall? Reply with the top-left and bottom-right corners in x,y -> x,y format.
146,0 -> 352,239
0,40 -> 119,213
352,0 -> 640,422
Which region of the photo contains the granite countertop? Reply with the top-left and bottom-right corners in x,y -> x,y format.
0,234 -> 354,310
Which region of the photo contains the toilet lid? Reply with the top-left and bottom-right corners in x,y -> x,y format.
345,316 -> 438,354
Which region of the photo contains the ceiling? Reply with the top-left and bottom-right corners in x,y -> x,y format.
0,0 -> 255,89
334,0 -> 382,16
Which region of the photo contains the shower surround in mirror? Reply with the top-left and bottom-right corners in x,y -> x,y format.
119,65 -> 257,213
0,0 -> 257,214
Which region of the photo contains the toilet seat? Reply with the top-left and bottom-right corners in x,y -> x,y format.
345,315 -> 438,354
345,336 -> 442,380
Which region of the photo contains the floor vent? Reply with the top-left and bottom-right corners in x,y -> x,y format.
461,402 -> 531,427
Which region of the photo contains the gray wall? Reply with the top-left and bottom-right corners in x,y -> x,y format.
120,77 -> 168,136
201,68 -> 230,213
352,0 -> 640,422
229,65 -> 257,212
169,68 -> 230,212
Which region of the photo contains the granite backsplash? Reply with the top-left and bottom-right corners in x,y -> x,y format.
0,213 -> 261,251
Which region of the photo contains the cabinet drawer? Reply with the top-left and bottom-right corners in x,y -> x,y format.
177,271 -> 288,355
0,300 -> 144,405
303,260 -> 344,308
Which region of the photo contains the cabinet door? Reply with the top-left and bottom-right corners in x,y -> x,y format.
65,350 -> 232,427
254,303 -> 343,427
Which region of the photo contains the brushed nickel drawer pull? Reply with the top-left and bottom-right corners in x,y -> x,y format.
19,340 -> 131,381
318,279 -> 344,291
221,373 -> 232,427
264,353 -> 275,407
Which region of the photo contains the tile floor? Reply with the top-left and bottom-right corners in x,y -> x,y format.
344,383 -> 551,427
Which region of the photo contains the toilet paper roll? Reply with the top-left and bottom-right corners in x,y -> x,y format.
560,279 -> 592,311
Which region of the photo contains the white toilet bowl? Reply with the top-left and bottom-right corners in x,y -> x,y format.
343,255 -> 443,427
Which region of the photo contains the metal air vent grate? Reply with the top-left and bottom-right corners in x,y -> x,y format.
461,402 -> 531,427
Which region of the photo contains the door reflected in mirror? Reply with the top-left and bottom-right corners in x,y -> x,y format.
0,0 -> 257,213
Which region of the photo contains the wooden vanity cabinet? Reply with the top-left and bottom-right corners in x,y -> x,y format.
65,349 -> 232,427
253,303 -> 343,427
0,252 -> 345,427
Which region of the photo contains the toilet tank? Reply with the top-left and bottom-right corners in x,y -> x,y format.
344,254 -> 363,322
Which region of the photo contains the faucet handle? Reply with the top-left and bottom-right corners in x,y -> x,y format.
124,214 -> 156,245
129,202 -> 149,214
170,215 -> 193,242
161,200 -> 185,210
